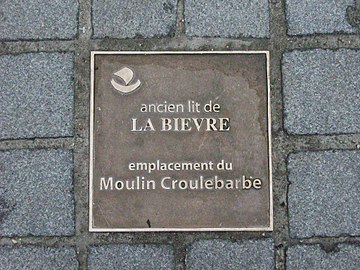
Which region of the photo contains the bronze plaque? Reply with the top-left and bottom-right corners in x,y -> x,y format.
90,51 -> 272,232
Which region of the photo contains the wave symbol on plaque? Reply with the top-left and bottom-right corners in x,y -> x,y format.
110,67 -> 141,94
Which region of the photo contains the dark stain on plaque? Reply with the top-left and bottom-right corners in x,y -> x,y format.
91,52 -> 271,231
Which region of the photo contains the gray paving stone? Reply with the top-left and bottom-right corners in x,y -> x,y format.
186,239 -> 274,270
288,150 -> 360,238
0,52 -> 74,140
92,0 -> 177,38
0,246 -> 78,270
286,0 -> 357,35
185,0 -> 270,38
287,244 -> 360,270
283,49 -> 360,135
0,0 -> 78,40
88,244 -> 174,270
0,149 -> 75,236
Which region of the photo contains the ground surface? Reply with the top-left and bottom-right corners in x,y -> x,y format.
0,0 -> 359,269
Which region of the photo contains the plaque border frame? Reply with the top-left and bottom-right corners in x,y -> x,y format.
89,51 -> 273,232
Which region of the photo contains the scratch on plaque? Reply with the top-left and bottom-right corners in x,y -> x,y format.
146,219 -> 151,228
98,204 -> 110,226
198,133 -> 208,151
214,88 -> 226,101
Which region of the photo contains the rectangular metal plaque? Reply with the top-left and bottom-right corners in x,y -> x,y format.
90,51 -> 272,232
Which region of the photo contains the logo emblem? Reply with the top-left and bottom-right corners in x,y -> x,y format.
111,67 -> 141,94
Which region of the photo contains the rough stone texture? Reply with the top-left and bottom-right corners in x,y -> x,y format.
0,53 -> 74,140
92,0 -> 177,38
186,239 -> 274,270
287,244 -> 360,270
185,0 -> 270,38
287,150 -> 360,238
0,0 -> 79,40
283,49 -> 360,135
0,149 -> 75,236
87,244 -> 174,270
286,0 -> 357,35
0,246 -> 78,270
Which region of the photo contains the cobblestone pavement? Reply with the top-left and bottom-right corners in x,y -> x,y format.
0,0 -> 359,269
